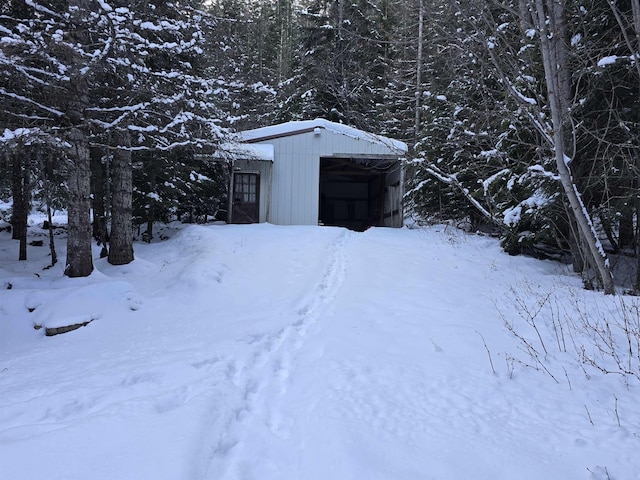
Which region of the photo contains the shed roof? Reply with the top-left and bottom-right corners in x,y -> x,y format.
239,118 -> 408,155
214,142 -> 274,161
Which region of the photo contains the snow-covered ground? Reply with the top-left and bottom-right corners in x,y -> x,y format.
0,219 -> 638,480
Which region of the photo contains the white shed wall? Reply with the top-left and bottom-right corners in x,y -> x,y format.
264,129 -> 404,226
268,133 -> 317,225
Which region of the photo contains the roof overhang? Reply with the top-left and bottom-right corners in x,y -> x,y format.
213,142 -> 274,162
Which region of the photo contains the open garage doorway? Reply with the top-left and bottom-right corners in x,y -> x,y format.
319,157 -> 403,231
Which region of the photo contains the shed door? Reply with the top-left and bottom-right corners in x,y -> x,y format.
232,172 -> 260,224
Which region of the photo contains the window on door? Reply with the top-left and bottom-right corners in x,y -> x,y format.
234,173 -> 258,204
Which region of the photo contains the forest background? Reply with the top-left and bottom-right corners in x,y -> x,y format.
1,0 -> 639,294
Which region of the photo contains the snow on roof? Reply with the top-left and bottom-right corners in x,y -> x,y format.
239,118 -> 408,154
214,142 -> 274,161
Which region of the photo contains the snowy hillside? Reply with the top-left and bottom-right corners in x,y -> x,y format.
0,222 -> 638,480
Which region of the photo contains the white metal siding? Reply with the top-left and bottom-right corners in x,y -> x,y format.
317,130 -> 400,158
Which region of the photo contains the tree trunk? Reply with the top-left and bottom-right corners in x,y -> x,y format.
10,147 -> 30,261
635,204 -> 640,293
566,212 -> 585,273
65,126 -> 94,277
64,1 -> 94,278
108,129 -> 134,265
10,150 -> 26,243
227,161 -> 234,224
277,0 -> 292,82
414,0 -> 424,142
40,148 -> 57,268
619,209 -> 635,249
18,150 -> 30,261
90,145 -> 108,248
146,216 -> 153,242
534,0 -> 615,294
46,200 -> 57,268
633,0 -> 640,41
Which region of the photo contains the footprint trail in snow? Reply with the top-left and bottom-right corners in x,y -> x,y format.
194,230 -> 351,480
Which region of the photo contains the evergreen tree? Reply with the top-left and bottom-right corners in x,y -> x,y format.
278,0 -> 394,130
204,0 -> 279,129
1,0 -> 231,272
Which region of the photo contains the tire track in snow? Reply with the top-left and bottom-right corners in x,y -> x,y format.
192,229 -> 352,480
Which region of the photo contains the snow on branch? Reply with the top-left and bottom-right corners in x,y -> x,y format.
4,62 -> 70,85
502,75 -> 537,106
597,55 -> 619,67
1,127 -> 68,148
503,191 -> 550,226
481,168 -> 511,195
425,163 -> 499,225
90,112 -> 134,130
403,179 -> 429,198
0,87 -> 63,116
95,0 -> 113,12
137,20 -> 183,32
24,0 -> 62,18
127,140 -> 194,151
597,53 -> 640,68
86,103 -> 149,114
88,103 -> 150,130
129,124 -> 158,133
1,127 -> 39,143
527,165 -> 560,181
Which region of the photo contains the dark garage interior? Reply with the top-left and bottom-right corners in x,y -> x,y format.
319,156 -> 402,231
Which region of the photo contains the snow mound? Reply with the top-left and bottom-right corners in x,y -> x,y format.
27,281 -> 140,330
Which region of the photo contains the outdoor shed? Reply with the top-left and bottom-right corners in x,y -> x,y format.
230,118 -> 407,231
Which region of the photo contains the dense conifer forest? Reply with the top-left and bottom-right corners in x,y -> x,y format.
1,0 -> 639,292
